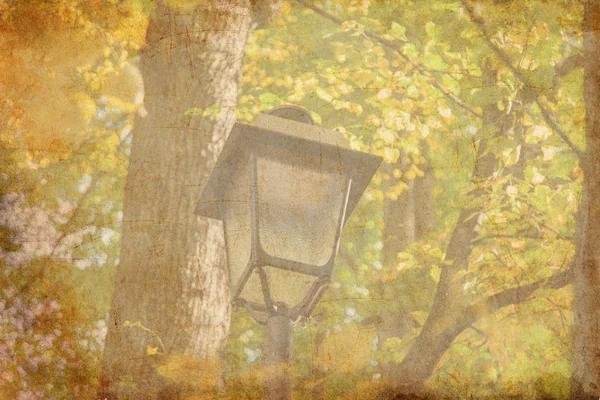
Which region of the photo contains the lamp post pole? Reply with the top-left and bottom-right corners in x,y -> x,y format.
265,313 -> 294,400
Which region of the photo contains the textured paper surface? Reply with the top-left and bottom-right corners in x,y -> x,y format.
0,1 -> 589,399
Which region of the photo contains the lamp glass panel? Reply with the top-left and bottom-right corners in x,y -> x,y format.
265,266 -> 318,307
257,153 -> 347,266
222,160 -> 252,299
238,269 -> 265,305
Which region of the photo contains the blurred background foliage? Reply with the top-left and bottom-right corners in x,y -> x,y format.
0,0 -> 584,398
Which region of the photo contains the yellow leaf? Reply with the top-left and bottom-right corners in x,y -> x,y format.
378,128 -> 395,144
70,91 -> 97,123
377,88 -> 392,100
411,310 -> 429,326
383,147 -> 399,163
315,88 -> 333,103
429,265 -> 441,283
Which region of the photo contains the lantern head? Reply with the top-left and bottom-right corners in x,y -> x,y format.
196,107 -> 381,321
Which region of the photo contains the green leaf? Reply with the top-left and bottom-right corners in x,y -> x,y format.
309,110 -> 322,124
184,107 -> 201,116
402,43 -> 419,59
258,92 -> 283,110
381,335 -> 415,363
425,21 -> 436,38
201,104 -> 222,117
441,74 -> 460,95
423,54 -> 447,70
389,22 -> 407,41
407,85 -> 420,99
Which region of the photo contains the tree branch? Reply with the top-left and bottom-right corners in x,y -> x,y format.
460,0 -> 585,160
535,98 -> 585,160
471,233 -> 572,245
555,53 -> 584,77
294,0 -> 483,119
465,267 -> 572,321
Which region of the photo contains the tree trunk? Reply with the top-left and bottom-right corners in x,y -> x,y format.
99,1 -> 279,398
385,61 -> 506,394
570,2 -> 600,398
380,141 -> 433,382
383,140 -> 434,266
383,151 -> 416,266
414,140 -> 435,238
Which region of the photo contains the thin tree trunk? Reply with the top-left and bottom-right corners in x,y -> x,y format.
380,141 -> 433,383
414,140 -> 435,238
383,151 -> 416,266
99,1 -> 279,398
570,2 -> 600,398
383,139 -> 434,268
385,61 -> 506,394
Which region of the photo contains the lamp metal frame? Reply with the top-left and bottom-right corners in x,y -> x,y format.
229,152 -> 353,324
195,114 -> 382,324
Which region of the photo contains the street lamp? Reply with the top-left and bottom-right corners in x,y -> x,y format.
195,106 -> 381,399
